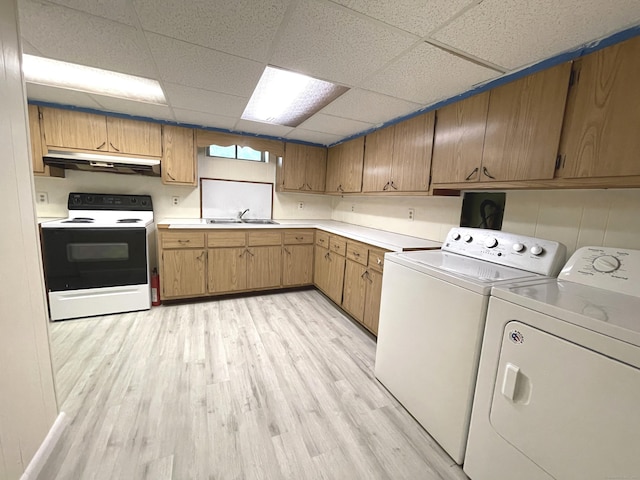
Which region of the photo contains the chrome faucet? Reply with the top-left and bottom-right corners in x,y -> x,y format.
237,208 -> 250,220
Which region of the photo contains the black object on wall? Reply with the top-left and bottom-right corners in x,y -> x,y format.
460,192 -> 506,230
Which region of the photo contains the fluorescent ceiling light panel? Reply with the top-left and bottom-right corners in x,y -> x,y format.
22,55 -> 166,105
242,66 -> 348,127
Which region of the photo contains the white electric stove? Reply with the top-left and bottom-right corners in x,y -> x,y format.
40,192 -> 154,321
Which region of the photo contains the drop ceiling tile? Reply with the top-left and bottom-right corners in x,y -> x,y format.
173,108 -> 238,130
134,0 -> 290,62
146,33 -> 264,97
298,113 -> 373,137
320,88 -> 420,124
234,120 -> 294,138
270,0 -> 418,85
19,0 -> 157,78
362,42 -> 499,104
431,0 -> 640,69
163,83 -> 247,118
45,0 -> 139,26
26,83 -> 103,109
90,96 -> 175,121
285,129 -> 343,145
329,0 -> 475,37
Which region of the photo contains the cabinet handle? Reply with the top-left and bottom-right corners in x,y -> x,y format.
109,142 -> 120,152
482,167 -> 496,180
337,184 -> 344,192
390,181 -> 397,190
360,270 -> 368,279
382,181 -> 389,191
167,171 -> 176,181
318,239 -> 325,244
197,252 -> 205,261
465,167 -> 479,181
178,239 -> 190,244
353,252 -> 360,257
324,252 -> 330,260
299,184 -> 305,190
245,248 -> 254,257
96,141 -> 106,150
284,247 -> 291,255
376,258 -> 382,265
295,236 -> 303,241
305,183 -> 312,190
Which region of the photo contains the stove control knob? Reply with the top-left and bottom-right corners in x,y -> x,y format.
513,243 -> 525,253
530,245 -> 544,256
592,255 -> 620,273
86,195 -> 94,203
464,234 -> 473,243
484,237 -> 498,248
130,197 -> 138,204
452,232 -> 461,241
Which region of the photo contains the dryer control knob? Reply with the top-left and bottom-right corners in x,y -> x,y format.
512,243 -> 525,252
452,233 -> 461,241
592,255 -> 620,273
530,245 -> 544,256
464,234 -> 473,243
484,237 -> 498,248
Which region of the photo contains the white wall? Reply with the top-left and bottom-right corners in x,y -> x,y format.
0,1 -> 58,478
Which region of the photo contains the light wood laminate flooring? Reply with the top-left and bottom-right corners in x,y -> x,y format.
42,289 -> 468,480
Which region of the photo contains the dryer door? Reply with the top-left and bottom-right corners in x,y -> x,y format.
490,321 -> 640,480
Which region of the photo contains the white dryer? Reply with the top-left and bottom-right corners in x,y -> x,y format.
375,227 -> 566,464
464,246 -> 640,480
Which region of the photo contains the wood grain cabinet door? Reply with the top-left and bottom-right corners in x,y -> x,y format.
161,249 -> 206,298
325,252 -> 346,305
28,105 -> 47,175
342,260 -> 367,322
304,145 -> 327,192
326,137 -> 364,193
314,246 -> 329,291
363,269 -> 383,335
208,248 -> 247,294
41,107 -> 108,151
431,92 -> 489,184
282,245 -> 314,286
557,36 -> 640,178
481,62 -> 572,182
106,117 -> 162,157
390,111 -> 434,192
247,246 -> 282,290
362,126 -> 394,192
282,143 -> 307,191
162,125 -> 196,185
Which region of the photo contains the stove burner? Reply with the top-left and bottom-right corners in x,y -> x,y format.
117,218 -> 142,223
62,217 -> 95,223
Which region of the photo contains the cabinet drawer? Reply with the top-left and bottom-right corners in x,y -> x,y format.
248,231 -> 282,246
329,235 -> 346,256
316,231 -> 329,248
161,231 -> 205,249
346,241 -> 368,265
284,229 -> 315,245
368,247 -> 388,272
207,231 -> 246,247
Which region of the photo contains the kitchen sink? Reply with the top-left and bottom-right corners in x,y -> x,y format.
240,219 -> 279,224
206,218 -> 278,225
206,218 -> 242,224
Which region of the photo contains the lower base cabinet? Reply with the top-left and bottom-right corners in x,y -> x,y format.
314,245 -> 346,305
362,269 -> 382,334
162,249 -> 206,298
283,245 -> 314,286
247,246 -> 282,290
208,247 -> 246,293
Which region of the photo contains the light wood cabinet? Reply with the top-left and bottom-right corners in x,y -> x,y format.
161,248 -> 206,299
362,112 -> 434,193
283,245 -> 314,286
342,260 -> 368,320
247,246 -> 282,290
314,240 -> 346,305
106,117 -> 162,157
362,269 -> 383,334
162,125 -> 197,186
277,143 -> 327,193
28,105 -> 64,178
208,247 -> 247,293
325,137 -> 365,193
556,36 -> 640,179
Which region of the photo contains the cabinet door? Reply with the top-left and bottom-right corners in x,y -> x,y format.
431,92 -> 489,184
162,249 -> 206,298
391,111 -> 434,192
481,62 -> 571,182
106,117 -> 162,157
325,143 -> 343,193
162,125 -> 196,185
557,36 -> 640,178
28,105 -> 47,175
282,143 -> 307,191
41,107 -> 108,151
304,145 -> 327,192
314,246 -> 330,291
325,251 -> 346,304
362,126 -> 394,192
208,248 -> 247,293
283,245 -> 314,286
326,137 -> 364,193
363,269 -> 383,335
247,246 -> 282,290
342,260 -> 367,321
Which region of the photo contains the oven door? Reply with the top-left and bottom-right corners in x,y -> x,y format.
41,227 -> 148,291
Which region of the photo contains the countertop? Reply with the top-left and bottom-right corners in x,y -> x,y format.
156,219 -> 441,252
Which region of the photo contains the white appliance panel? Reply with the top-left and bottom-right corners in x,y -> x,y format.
49,284 -> 151,321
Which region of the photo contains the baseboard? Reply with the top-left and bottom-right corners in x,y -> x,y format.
20,412 -> 68,480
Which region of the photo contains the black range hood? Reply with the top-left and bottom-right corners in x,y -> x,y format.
43,150 -> 161,176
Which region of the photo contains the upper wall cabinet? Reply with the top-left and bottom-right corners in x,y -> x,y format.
325,137 -> 365,193
431,62 -> 571,186
362,112 -> 434,193
162,125 -> 197,186
277,143 -> 327,193
28,105 -> 64,178
40,107 -> 162,157
556,36 -> 640,179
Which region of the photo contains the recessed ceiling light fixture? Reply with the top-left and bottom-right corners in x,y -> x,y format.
22,54 -> 166,105
242,66 -> 348,127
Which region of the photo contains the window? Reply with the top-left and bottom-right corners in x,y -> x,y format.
206,144 -> 269,162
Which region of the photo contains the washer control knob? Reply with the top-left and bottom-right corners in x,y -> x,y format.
452,232 -> 461,241
512,243 -> 525,253
530,245 -> 544,256
484,237 -> 498,248
464,234 -> 473,243
592,255 -> 620,273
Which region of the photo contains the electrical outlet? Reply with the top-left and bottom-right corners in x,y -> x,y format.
171,196 -> 180,206
298,202 -> 304,210
36,191 -> 48,204
408,208 -> 415,221
351,204 -> 355,212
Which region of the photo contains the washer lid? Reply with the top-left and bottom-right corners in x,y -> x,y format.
492,280 -> 640,347
386,250 -> 544,294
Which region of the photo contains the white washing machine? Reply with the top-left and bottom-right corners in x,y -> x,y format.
464,246 -> 640,480
374,227 -> 566,464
